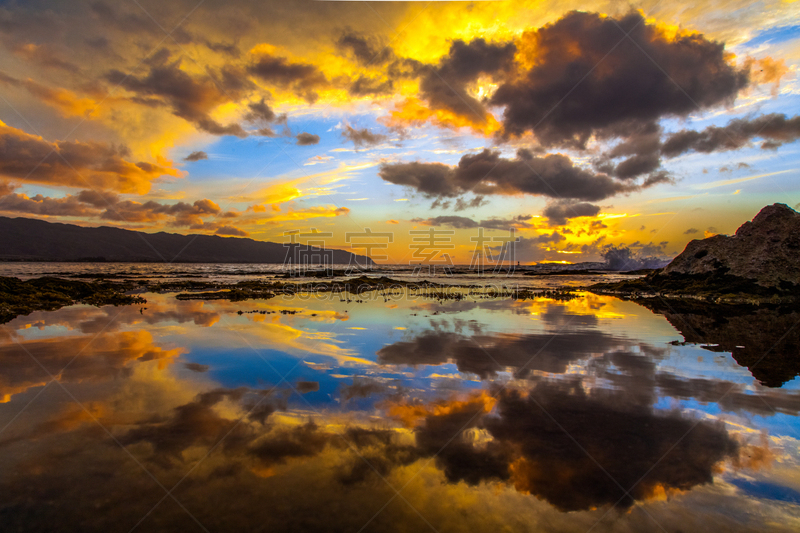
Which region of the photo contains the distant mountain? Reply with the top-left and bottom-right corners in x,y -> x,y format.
0,216 -> 374,265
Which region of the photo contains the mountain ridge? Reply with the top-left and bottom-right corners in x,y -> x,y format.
0,216 -> 374,265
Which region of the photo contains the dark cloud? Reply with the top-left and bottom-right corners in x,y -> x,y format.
347,76 -> 395,96
205,40 -> 241,57
413,396 -> 511,486
508,232 -> 567,261
108,60 -> 249,137
336,31 -> 421,96
144,47 -> 172,67
5,298 -> 220,335
684,228 -> 699,235
453,195 -> 488,211
720,162 -> 752,173
184,151 -> 208,162
337,31 -> 395,65
185,362 -> 210,372
89,1 -> 166,38
244,98 -> 276,122
100,198 -> 222,227
247,52 -> 328,102
248,422 -> 331,466
295,132 -> 320,146
586,338 -> 800,417
594,126 -> 677,179
11,42 -> 80,73
0,181 -> 16,197
378,329 -> 626,379
641,170 -> 673,188
414,214 -> 531,230
0,182 -> 246,235
380,149 -> 639,201
341,124 -> 387,148
379,161 -> 453,196
296,381 -> 320,393
242,98 -> 287,137
121,387 -> 251,462
654,372 -> 800,416
336,427 -> 420,485
418,38 -> 516,123
245,393 -> 287,426
340,377 -> 389,400
491,11 -> 749,146
484,383 -> 738,510
393,379 -> 740,511
662,113 -> 800,157
612,152 -> 662,179
543,201 -> 601,225
75,190 -> 120,208
0,123 -> 176,193
0,192 -> 99,217
216,64 -> 257,95
215,225 -> 248,237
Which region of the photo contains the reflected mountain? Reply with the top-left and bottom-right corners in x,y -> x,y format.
638,300 -> 800,387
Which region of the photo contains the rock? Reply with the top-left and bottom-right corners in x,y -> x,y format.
662,203 -> 800,289
634,299 -> 800,387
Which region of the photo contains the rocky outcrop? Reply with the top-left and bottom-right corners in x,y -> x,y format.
590,204 -> 800,302
663,203 -> 800,289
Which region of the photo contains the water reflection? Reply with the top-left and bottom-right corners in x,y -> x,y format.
378,329 -> 628,378
406,383 -> 739,512
638,299 -> 800,387
0,292 -> 799,531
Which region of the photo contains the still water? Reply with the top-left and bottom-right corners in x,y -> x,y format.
0,261 -> 634,288
1,282 -> 799,531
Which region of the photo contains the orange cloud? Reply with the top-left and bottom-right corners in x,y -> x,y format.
255,205 -> 350,224
385,97 -> 501,136
0,330 -> 183,402
0,122 -> 180,194
744,56 -> 789,95
387,391 -> 496,428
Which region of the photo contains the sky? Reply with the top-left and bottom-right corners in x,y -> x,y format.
0,0 -> 799,264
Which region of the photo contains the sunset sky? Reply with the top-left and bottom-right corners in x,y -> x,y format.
0,0 -> 798,263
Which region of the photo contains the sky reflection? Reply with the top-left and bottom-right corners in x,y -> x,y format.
0,291 -> 799,531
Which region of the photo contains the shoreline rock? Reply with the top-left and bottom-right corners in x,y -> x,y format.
0,276 -> 146,323
589,204 -> 800,303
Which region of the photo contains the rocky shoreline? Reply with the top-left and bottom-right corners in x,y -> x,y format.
0,274 -> 580,322
0,277 -> 146,323
589,204 -> 800,305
